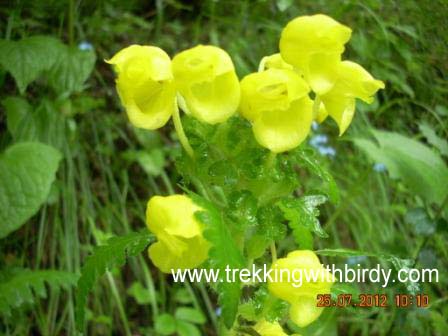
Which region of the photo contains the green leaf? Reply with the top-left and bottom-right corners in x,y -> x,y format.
3,97 -> 66,149
155,314 -> 177,335
176,320 -> 201,336
0,269 -> 77,316
48,46 -> 96,95
0,36 -> 63,93
0,142 -> 61,238
405,208 -> 436,236
75,231 -> 153,331
418,122 -> 448,158
127,282 -> 153,305
279,195 -> 328,239
123,149 -> 165,176
175,307 -> 206,324
353,130 -> 448,206
192,194 -> 245,329
294,148 -> 340,204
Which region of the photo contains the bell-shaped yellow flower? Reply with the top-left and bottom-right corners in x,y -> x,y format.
320,61 -> 385,134
240,69 -> 313,153
107,45 -> 176,130
254,319 -> 288,336
268,250 -> 334,328
259,53 -> 293,72
280,14 -> 352,95
146,195 -> 210,273
172,45 -> 240,124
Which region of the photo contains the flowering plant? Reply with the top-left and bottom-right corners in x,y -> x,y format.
108,13 -> 383,334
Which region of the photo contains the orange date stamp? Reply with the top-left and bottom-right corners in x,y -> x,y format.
316,294 -> 429,308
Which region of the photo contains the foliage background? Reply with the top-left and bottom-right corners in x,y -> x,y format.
0,0 -> 447,335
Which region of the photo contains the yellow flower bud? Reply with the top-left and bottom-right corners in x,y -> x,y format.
146,195 -> 210,273
254,319 -> 288,336
280,14 -> 352,94
107,45 -> 176,130
172,45 -> 240,124
268,250 -> 334,328
321,61 -> 385,135
240,69 -> 313,153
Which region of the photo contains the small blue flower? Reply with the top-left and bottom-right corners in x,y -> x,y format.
346,255 -> 367,265
78,41 -> 93,51
318,146 -> 336,157
309,134 -> 328,147
373,162 -> 387,172
312,121 -> 319,131
215,307 -> 222,317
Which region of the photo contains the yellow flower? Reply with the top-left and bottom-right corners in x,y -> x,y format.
320,61 -> 385,134
254,319 -> 288,336
172,45 -> 240,124
107,45 -> 176,130
259,53 -> 293,72
268,250 -> 334,328
240,68 -> 313,153
146,195 -> 210,273
280,14 -> 352,95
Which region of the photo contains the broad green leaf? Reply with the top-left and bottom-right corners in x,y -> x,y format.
0,36 -> 62,93
3,97 -> 65,149
0,268 -> 77,316
48,46 -> 96,95
353,130 -> 448,206
175,307 -> 206,324
0,142 -> 61,238
75,231 -> 153,331
192,194 -> 245,329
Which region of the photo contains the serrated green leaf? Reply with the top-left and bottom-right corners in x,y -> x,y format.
353,130 -> 448,206
191,194 -> 245,329
0,36 -> 63,93
0,269 -> 77,316
175,307 -> 206,324
279,195 -> 328,239
0,142 -> 61,238
294,148 -> 340,204
75,231 -> 153,331
48,46 -> 96,95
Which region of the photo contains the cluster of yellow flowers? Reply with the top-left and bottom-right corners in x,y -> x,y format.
109,14 -> 384,154
109,13 -> 383,333
145,194 -> 334,332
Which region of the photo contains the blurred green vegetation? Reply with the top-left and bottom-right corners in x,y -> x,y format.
0,0 -> 447,335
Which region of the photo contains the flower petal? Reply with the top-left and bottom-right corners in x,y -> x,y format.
254,319 -> 288,336
289,298 -> 325,328
173,45 -> 240,124
280,14 -> 352,93
148,235 -> 209,273
240,68 -> 310,122
252,96 -> 313,153
107,45 -> 176,129
321,94 -> 355,135
332,61 -> 385,103
146,195 -> 203,238
258,53 -> 293,72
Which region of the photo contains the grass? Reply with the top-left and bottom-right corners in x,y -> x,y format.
0,0 -> 447,335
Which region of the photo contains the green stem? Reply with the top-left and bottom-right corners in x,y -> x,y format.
68,0 -> 75,46
265,152 -> 277,168
173,106 -> 194,158
106,272 -> 132,336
